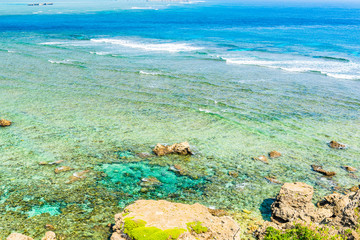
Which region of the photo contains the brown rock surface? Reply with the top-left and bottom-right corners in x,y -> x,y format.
0,119 -> 12,127
7,233 -> 34,240
265,176 -> 282,184
329,140 -> 346,149
269,151 -> 281,158
111,200 -> 240,240
311,165 -> 336,176
153,142 -> 192,156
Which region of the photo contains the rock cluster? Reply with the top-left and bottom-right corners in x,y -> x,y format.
255,182 -> 360,239
153,142 -> 192,156
111,200 -> 240,240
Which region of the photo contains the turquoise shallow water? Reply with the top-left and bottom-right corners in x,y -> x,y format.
0,1 -> 360,239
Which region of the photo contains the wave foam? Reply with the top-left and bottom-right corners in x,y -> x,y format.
224,57 -> 360,80
90,38 -> 202,53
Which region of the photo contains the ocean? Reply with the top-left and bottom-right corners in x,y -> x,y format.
0,0 -> 360,238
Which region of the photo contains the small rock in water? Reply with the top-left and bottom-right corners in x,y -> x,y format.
311,165 -> 336,176
208,208 -> 228,217
265,176 -> 282,184
54,166 -> 73,174
153,142 -> 192,156
269,150 -> 281,158
140,177 -> 161,187
253,155 -> 268,164
228,171 -> 239,178
0,119 -> 11,127
66,170 -> 90,184
45,224 -> 55,230
349,185 -> 359,192
136,152 -> 152,159
329,140 -> 346,149
343,165 -> 357,172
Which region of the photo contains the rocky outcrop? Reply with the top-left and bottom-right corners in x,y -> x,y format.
153,142 -> 192,156
7,232 -> 56,240
0,119 -> 11,127
111,200 -> 240,240
255,182 -> 360,239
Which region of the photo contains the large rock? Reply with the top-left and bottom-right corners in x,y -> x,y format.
7,233 -> 33,240
111,200 -> 240,240
153,142 -> 192,156
256,182 -> 360,239
41,231 -> 56,240
271,182 -> 318,223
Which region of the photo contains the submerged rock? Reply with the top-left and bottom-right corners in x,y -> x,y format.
54,166 -> 73,174
0,119 -> 11,127
268,151 -> 281,158
66,170 -> 89,184
153,142 -> 192,156
111,200 -> 240,240
140,177 -> 162,187
329,140 -> 346,149
311,165 -> 336,176
253,155 -> 268,164
265,176 -> 282,184
343,166 -> 357,172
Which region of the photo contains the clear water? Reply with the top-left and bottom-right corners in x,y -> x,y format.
0,0 -> 360,239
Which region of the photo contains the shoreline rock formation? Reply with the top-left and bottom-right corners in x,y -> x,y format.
111,200 -> 240,240
255,182 -> 360,239
6,231 -> 56,240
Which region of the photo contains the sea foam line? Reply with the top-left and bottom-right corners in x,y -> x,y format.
90,38 -> 202,53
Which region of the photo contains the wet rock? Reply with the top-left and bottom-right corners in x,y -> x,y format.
136,152 -> 152,159
111,200 -> 241,240
269,151 -> 281,158
311,165 -> 336,176
45,224 -> 55,230
41,231 -> 56,240
343,166 -> 357,172
253,155 -> 268,164
349,185 -> 359,192
169,164 -> 186,175
7,233 -> 34,240
0,119 -> 11,127
54,166 -> 73,174
66,170 -> 89,184
329,140 -> 346,149
153,142 -> 192,156
139,177 -> 161,187
265,176 -> 282,184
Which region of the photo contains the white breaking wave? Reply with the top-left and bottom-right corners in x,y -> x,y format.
224,57 -> 360,80
139,70 -> 162,75
90,38 -> 202,53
